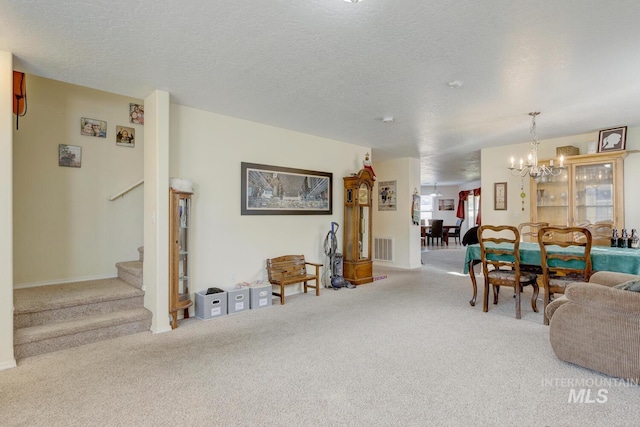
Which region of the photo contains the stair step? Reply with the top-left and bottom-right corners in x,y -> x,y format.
14,308 -> 152,359
14,278 -> 144,328
116,261 -> 143,289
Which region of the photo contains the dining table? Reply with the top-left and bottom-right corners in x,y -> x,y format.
421,224 -> 459,246
463,242 -> 640,306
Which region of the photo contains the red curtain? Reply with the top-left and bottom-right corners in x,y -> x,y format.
457,191 -> 469,219
474,188 -> 481,225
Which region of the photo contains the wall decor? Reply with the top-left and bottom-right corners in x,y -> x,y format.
241,162 -> 332,215
116,125 -> 135,147
494,182 -> 507,210
129,103 -> 144,125
378,180 -> 396,211
598,126 -> 626,152
80,117 -> 106,138
59,144 -> 82,168
438,199 -> 455,211
412,191 -> 420,225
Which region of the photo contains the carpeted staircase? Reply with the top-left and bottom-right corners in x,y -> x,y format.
13,247 -> 152,359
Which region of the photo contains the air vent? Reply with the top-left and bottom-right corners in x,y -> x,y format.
374,237 -> 394,262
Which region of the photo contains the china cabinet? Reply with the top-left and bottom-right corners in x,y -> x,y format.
530,151 -> 628,229
169,188 -> 193,329
343,168 -> 374,285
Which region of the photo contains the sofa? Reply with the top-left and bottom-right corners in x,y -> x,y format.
545,271 -> 640,382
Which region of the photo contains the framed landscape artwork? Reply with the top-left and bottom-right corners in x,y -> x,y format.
241,162 -> 332,215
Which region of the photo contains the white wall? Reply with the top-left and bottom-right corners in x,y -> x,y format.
169,104 -> 370,296
481,128 -> 640,228
0,51 -> 16,369
373,157 -> 421,269
12,76 -> 145,286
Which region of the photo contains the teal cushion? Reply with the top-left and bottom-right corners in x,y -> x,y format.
613,278 -> 640,292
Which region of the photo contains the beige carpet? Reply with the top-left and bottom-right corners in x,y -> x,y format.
1,247 -> 638,426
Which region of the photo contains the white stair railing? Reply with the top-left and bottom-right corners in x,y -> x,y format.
109,179 -> 144,201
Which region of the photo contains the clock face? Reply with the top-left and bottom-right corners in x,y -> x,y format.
359,185 -> 368,204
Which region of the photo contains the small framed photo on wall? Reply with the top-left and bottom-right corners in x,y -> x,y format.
598,126 -> 626,153
116,125 -> 135,147
494,182 -> 507,210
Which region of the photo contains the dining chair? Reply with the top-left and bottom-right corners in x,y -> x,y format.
478,225 -> 539,319
588,220 -> 613,246
427,219 -> 445,246
538,226 -> 593,325
517,222 -> 549,242
448,218 -> 464,244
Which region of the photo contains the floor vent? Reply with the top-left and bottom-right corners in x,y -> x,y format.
374,237 -> 394,262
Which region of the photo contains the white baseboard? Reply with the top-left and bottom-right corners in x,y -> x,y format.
0,359 -> 17,371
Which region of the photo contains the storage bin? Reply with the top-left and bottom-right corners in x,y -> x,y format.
195,290 -> 227,320
227,288 -> 250,314
248,283 -> 273,309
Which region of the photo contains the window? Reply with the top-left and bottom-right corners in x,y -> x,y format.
420,195 -> 433,223
468,194 -> 480,226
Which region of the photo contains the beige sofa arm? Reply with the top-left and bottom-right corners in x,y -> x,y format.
565,282 -> 640,315
589,271 -> 640,288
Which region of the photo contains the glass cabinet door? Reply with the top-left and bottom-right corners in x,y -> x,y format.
534,167 -> 569,226
573,162 -> 614,225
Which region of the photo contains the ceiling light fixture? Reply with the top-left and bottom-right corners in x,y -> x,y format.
508,112 -> 564,182
343,0 -> 362,3
429,183 -> 443,197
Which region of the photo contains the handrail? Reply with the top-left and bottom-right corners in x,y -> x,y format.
109,179 -> 144,201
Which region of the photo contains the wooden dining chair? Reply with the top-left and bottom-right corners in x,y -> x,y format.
538,226 -> 592,325
427,219 -> 445,246
517,222 -> 549,242
478,225 -> 539,319
588,220 -> 613,246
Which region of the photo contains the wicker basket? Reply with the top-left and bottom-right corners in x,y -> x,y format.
556,145 -> 579,157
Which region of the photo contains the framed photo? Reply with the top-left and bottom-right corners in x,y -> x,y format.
378,180 -> 397,211
494,182 -> 507,210
129,103 -> 144,125
80,117 -> 106,138
116,125 -> 135,147
241,162 -> 332,215
438,199 -> 455,211
59,144 -> 82,168
598,126 -> 626,152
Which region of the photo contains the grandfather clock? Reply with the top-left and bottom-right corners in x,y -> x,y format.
343,168 -> 374,285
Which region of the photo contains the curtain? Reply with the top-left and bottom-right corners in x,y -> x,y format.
457,191 -> 469,219
474,188 -> 481,225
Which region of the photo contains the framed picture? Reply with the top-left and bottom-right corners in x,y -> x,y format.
378,180 -> 397,211
494,182 -> 507,210
59,144 -> 82,168
80,117 -> 106,138
129,103 -> 144,125
116,125 -> 135,147
438,199 -> 455,211
241,162 -> 332,215
598,126 -> 627,152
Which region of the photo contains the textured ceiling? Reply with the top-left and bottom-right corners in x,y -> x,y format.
3,0 -> 640,185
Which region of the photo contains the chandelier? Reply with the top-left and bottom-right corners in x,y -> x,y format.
429,183 -> 443,197
508,112 -> 564,182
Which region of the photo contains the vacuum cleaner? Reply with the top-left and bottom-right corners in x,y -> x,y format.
323,222 -> 355,289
